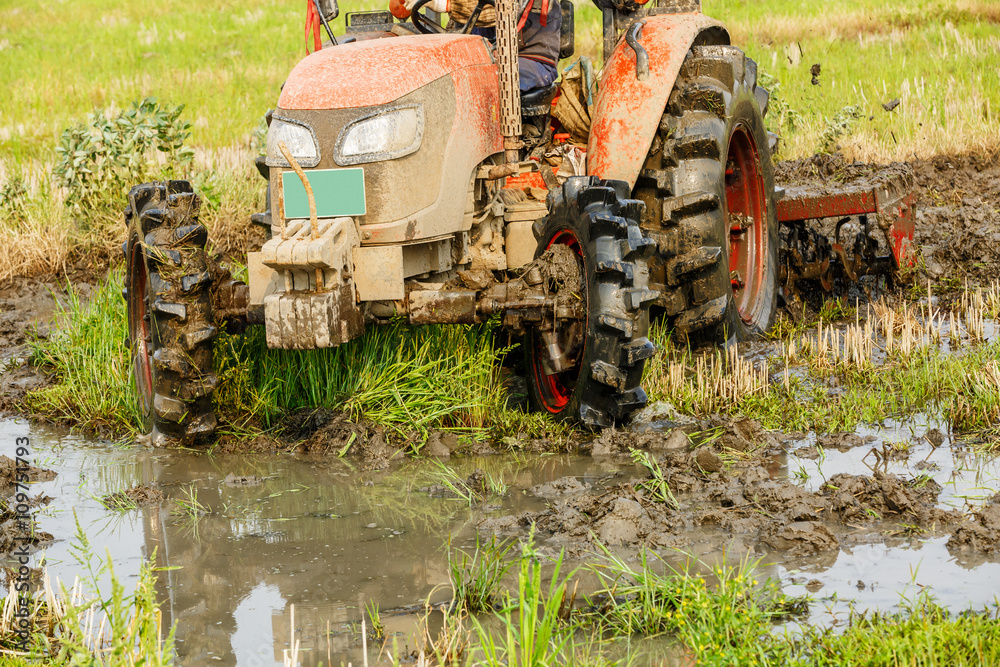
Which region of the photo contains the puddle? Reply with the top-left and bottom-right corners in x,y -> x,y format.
784,414 -> 1000,509
4,414 -> 1000,665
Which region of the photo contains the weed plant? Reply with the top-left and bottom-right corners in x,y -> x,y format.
53,97 -> 192,212
448,536 -> 517,613
0,515 -> 175,664
470,537 -> 579,666
629,449 -> 679,509
365,600 -> 384,641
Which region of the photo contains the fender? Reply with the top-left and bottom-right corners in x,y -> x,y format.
587,13 -> 729,187
279,34 -> 493,110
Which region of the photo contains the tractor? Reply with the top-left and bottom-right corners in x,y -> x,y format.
123,0 -> 915,446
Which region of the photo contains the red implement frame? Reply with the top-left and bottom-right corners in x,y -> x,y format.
776,171 -> 916,269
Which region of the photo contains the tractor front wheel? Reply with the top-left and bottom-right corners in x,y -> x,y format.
124,181 -> 219,446
526,177 -> 657,429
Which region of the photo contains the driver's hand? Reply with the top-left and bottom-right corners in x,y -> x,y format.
389,0 -> 412,19
404,0 -> 449,12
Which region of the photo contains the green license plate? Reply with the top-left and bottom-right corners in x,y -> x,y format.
282,167 -> 366,219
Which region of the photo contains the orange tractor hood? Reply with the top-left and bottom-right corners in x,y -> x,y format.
278,34 -> 495,110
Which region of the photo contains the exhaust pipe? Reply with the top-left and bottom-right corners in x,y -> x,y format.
496,0 -> 522,163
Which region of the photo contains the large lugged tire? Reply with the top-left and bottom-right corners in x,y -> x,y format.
123,181 -> 218,446
635,45 -> 779,346
526,177 -> 658,429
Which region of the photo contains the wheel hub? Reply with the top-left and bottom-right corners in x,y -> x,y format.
127,242 -> 153,415
531,229 -> 587,413
725,124 -> 768,325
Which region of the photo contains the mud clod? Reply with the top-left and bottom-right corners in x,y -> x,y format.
717,417 -> 769,453
948,493 -> 1000,554
102,483 -> 165,509
763,521 -> 839,556
924,429 -> 945,447
530,476 -> 591,497
223,474 -> 263,487
596,497 -> 648,546
815,432 -> 874,451
822,472 -> 958,527
0,494 -> 53,556
694,448 -> 723,473
0,455 -> 56,488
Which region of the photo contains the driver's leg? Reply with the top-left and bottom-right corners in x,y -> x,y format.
519,57 -> 557,92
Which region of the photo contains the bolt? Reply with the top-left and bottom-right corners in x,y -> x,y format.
363,231 -> 371,240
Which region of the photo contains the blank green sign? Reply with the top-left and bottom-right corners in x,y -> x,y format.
282,167 -> 366,219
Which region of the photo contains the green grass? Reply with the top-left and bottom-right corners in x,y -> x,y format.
26,268 -> 140,433
469,536 -> 582,666
422,537 -> 1000,665
26,269 -> 562,444
804,599 -> 1000,666
586,548 -> 807,662
2,0 -> 994,163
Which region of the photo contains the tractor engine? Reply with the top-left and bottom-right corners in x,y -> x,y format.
247,34 -> 515,349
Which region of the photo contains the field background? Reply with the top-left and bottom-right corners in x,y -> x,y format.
2,0 -> 998,162
0,0 -> 998,281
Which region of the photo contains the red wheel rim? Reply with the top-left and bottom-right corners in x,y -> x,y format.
128,241 -> 153,415
725,125 -> 769,325
530,229 -> 586,413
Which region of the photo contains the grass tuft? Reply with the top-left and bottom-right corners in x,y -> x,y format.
27,269 -> 139,435
448,535 -> 517,614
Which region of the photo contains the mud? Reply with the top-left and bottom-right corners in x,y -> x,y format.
0,454 -> 56,487
775,153 -> 1000,290
948,492 -> 1000,555
0,492 -> 53,556
101,483 -> 165,509
0,276 -> 95,413
588,416 -> 775,457
0,457 -> 56,557
213,408 -> 413,470
480,418 -> 966,562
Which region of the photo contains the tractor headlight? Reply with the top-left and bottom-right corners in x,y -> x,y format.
266,118 -> 320,168
335,105 -> 424,166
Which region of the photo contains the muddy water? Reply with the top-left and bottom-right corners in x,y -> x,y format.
778,414 -> 1000,624
5,415 -> 1000,666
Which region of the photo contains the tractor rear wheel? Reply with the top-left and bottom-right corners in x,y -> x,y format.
526,177 -> 657,429
124,181 -> 219,446
635,45 -> 779,346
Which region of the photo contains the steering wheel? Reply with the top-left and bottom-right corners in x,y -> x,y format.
411,0 -> 498,35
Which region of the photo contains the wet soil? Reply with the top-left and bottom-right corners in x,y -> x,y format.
0,275 -> 94,413
775,153 -> 1000,290
948,492 -> 1000,555
479,419 -> 969,564
101,483 -> 165,510
0,454 -> 56,556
